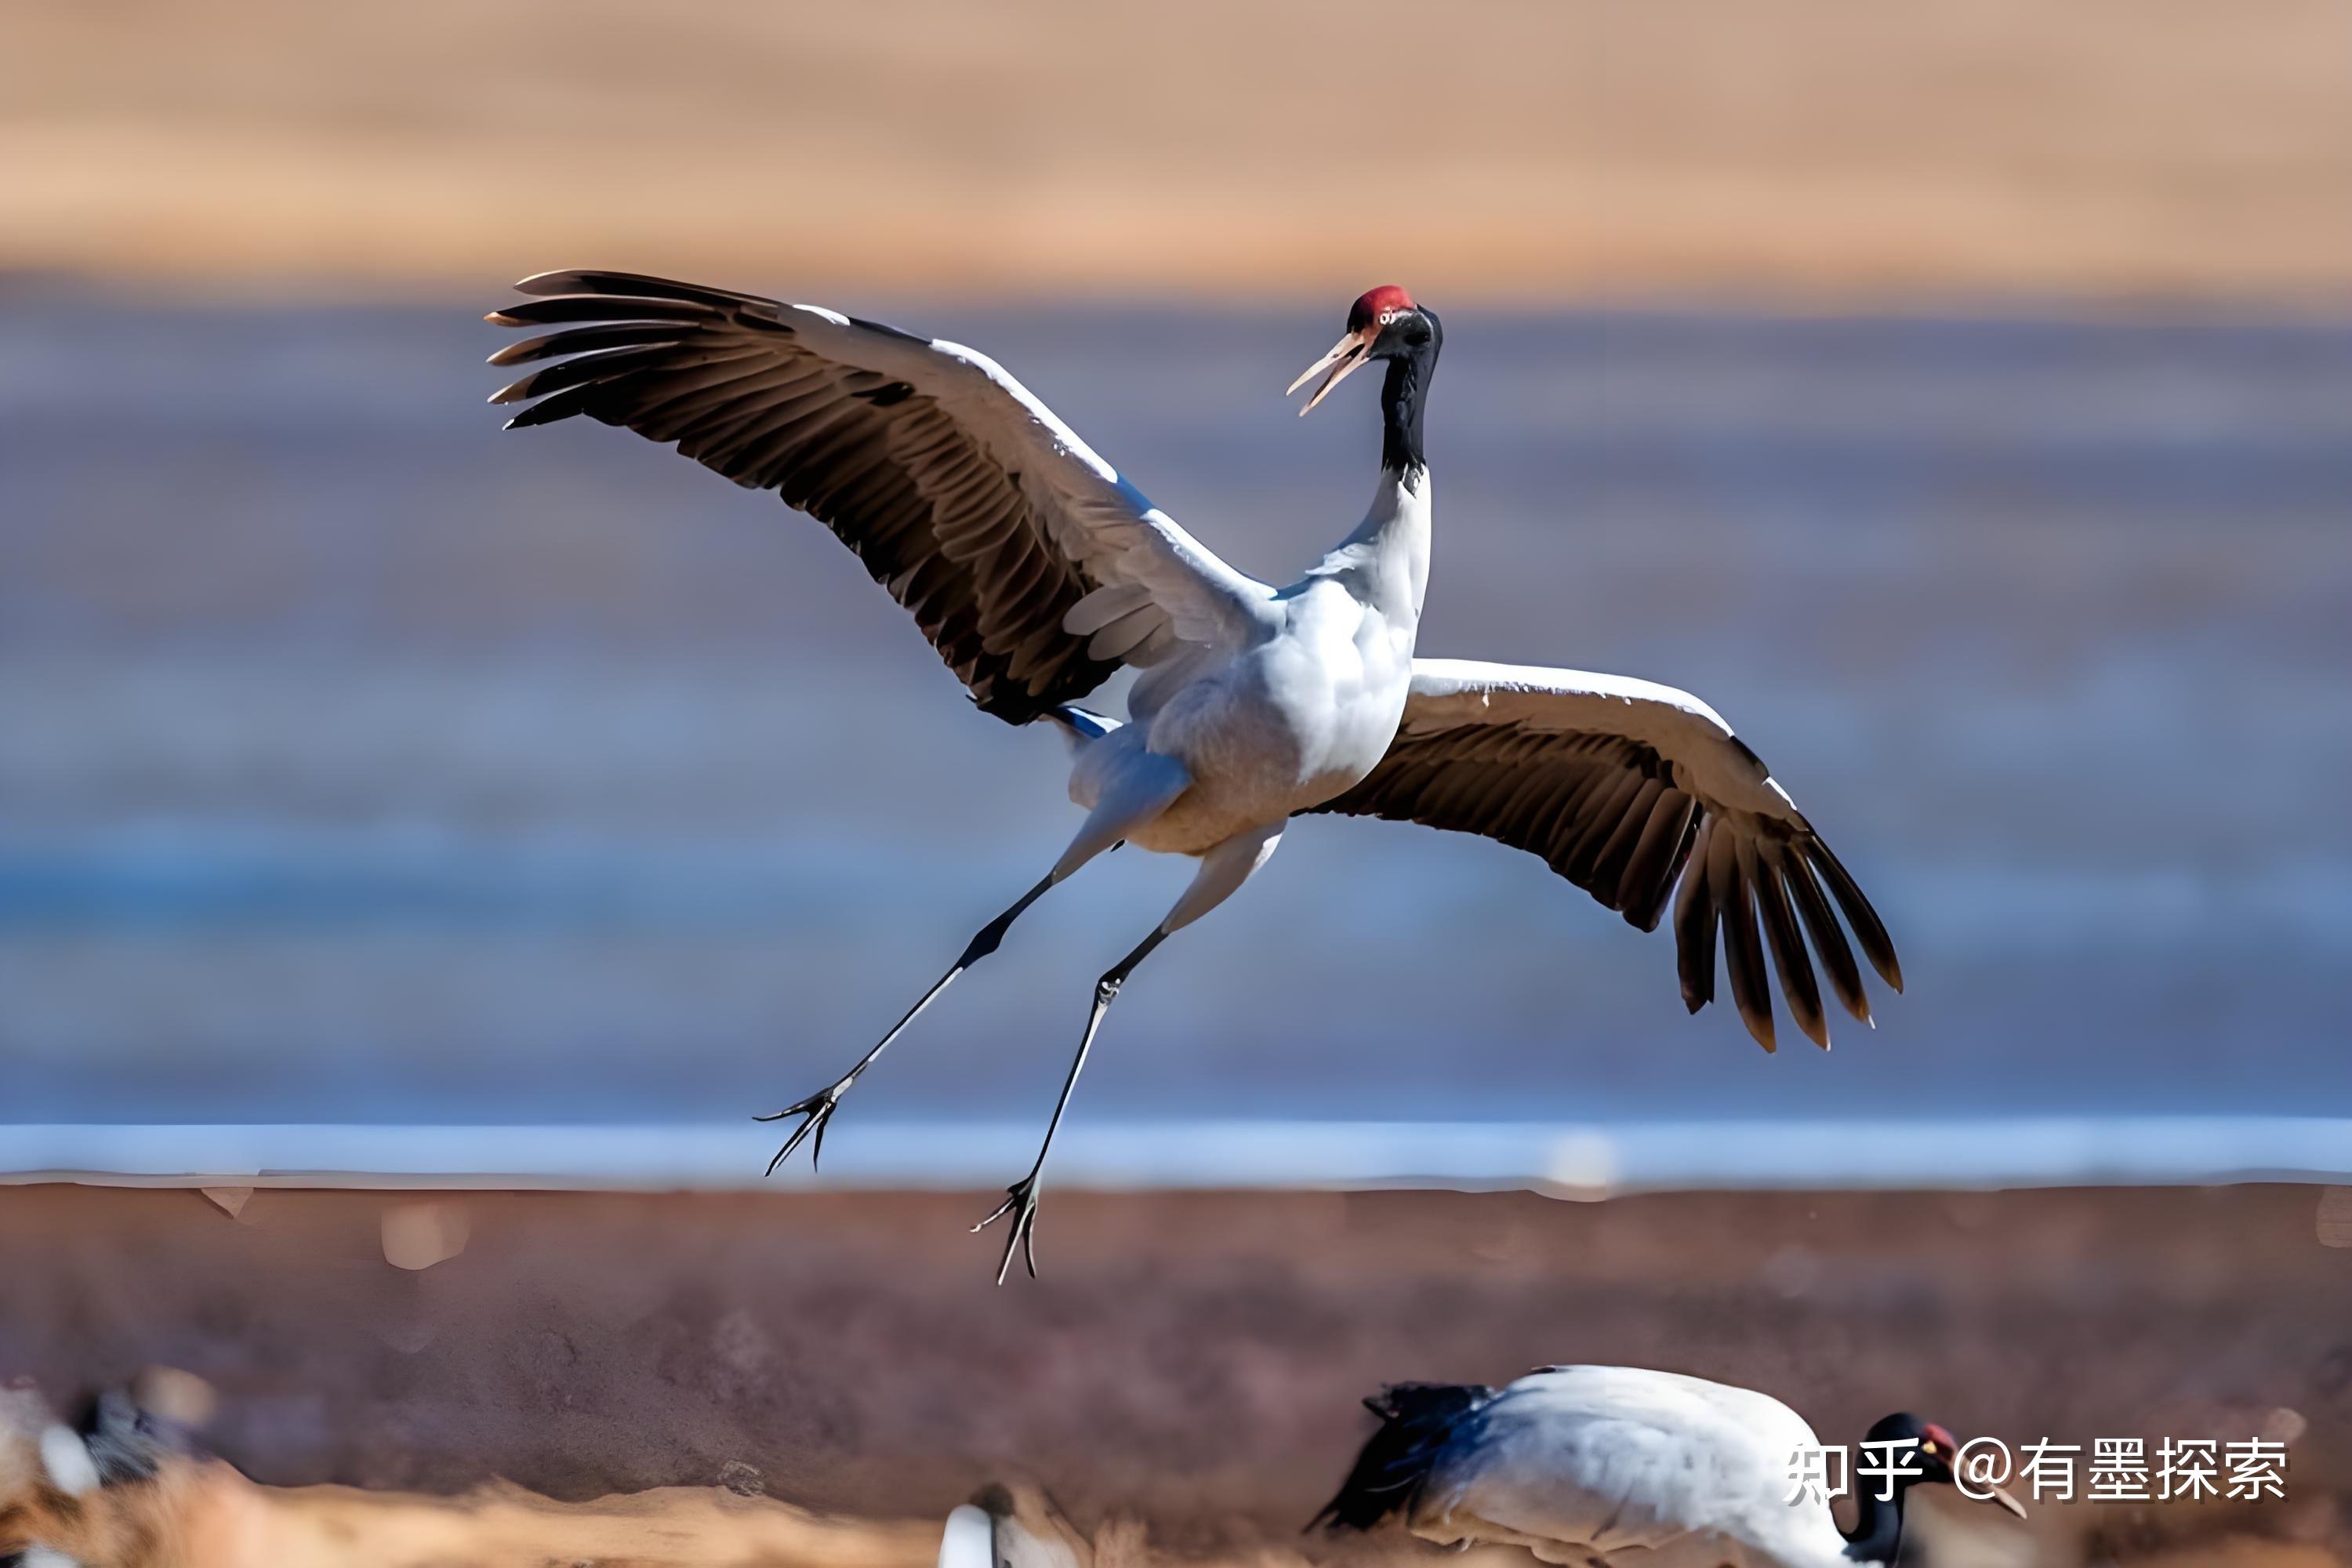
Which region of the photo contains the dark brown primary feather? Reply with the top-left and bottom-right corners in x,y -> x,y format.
1808,838 -> 1904,991
1784,848 -> 1872,1024
1673,816 -> 1719,1012
1715,826 -> 1774,1051
488,271 -> 1123,724
1754,844 -> 1828,1048
1308,720 -> 1900,1053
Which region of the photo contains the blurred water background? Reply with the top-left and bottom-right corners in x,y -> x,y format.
5,0 -> 2350,1184
4,289 -> 2347,1162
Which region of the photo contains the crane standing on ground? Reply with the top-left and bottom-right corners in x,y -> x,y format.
488,273 -> 1901,1282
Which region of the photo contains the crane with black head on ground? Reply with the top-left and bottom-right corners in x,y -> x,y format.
1315,1365 -> 2025,1566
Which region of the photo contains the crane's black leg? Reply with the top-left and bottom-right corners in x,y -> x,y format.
760,873 -> 1055,1175
974,927 -> 1167,1283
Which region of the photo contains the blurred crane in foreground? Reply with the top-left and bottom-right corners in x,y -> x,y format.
1315,1365 -> 2024,1565
488,271 -> 1901,1281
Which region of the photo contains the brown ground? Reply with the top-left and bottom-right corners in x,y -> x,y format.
4,0 -> 2347,303
2,1182 -> 2347,1563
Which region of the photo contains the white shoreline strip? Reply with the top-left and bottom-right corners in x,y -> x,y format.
1,1119 -> 2347,1195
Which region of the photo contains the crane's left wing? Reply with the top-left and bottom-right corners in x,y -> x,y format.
1303,659 -> 1900,1051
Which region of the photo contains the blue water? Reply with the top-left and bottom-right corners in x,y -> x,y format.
2,288 -> 2348,1145
6,1117 -> 2350,1192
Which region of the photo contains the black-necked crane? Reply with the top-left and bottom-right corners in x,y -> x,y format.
1315,1366 -> 2024,1566
488,272 -> 1902,1281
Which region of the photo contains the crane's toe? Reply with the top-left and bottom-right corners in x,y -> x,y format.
756,1085 -> 845,1177
972,1174 -> 1043,1283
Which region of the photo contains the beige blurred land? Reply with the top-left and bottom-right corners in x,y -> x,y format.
4,0 -> 2347,303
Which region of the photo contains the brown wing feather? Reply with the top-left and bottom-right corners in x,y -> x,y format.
1755,843 -> 1828,1049
1308,717 -> 1896,1053
1311,720 -> 1697,933
490,273 -> 1118,723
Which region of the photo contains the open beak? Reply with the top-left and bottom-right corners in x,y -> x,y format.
1287,328 -> 1375,416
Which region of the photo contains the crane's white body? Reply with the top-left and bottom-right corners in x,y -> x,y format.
1073,470 -> 1430,866
1410,1367 -> 1857,1568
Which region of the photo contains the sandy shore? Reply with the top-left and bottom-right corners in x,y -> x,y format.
1,1182 -> 2345,1563
5,0 -> 2348,302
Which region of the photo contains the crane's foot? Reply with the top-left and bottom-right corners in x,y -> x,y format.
971,1173 -> 1042,1284
755,1082 -> 849,1177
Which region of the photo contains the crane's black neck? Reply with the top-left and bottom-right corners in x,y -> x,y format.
1839,1479 -> 1908,1565
1378,308 -> 1442,481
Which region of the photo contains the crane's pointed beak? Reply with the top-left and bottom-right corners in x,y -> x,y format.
1287,328 -> 1374,416
1973,1481 -> 2028,1521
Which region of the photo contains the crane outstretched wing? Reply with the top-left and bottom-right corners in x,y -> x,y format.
488,270 -> 1275,724
1305,659 -> 1900,1051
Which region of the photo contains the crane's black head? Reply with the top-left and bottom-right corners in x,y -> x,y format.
1288,285 -> 1443,417
1835,1413 -> 2026,1565
1866,1413 -> 1955,1490
1862,1412 -> 2027,1515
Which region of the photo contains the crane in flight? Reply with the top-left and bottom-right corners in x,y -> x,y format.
488,272 -> 1901,1282
1313,1365 -> 2025,1565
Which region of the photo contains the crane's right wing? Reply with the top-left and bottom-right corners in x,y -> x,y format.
1305,659 -> 1900,1052
489,270 -> 1276,724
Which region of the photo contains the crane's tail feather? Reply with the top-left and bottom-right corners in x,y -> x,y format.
1309,1381 -> 1495,1534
